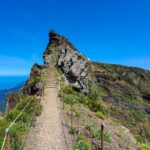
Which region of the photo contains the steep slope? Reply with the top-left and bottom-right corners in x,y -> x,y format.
0,82 -> 25,112
93,62 -> 150,142
43,30 -> 150,144
2,30 -> 149,150
44,30 -> 91,93
24,56 -> 68,150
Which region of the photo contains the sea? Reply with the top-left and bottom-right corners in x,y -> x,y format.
0,76 -> 28,90
0,76 -> 28,112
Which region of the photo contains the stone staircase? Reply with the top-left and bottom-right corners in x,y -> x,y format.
24,53 -> 67,150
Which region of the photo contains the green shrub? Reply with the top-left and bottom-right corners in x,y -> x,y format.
87,82 -> 107,112
74,110 -> 81,118
139,143 -> 150,150
64,95 -> 74,105
109,106 -> 118,115
69,127 -> 78,134
73,137 -> 93,150
91,128 -> 111,144
95,111 -> 106,120
0,95 -> 42,150
85,122 -> 95,131
28,72 -> 45,87
85,122 -> 111,144
63,86 -> 74,95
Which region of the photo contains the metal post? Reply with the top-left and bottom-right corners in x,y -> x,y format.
6,128 -> 10,150
101,122 -> 105,150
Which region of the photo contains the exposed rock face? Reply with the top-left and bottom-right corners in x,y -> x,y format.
44,30 -> 91,93
23,30 -> 92,95
0,111 -> 4,118
4,29 -> 150,143
6,93 -> 21,112
56,43 -> 91,93
23,64 -> 46,95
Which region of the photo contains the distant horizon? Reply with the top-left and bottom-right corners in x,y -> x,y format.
0,74 -> 29,76
0,0 -> 150,74
0,59 -> 149,77
93,61 -> 150,71
0,76 -> 28,90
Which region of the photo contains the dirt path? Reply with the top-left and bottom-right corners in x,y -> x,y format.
24,65 -> 67,150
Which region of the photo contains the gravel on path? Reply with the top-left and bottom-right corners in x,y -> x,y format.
24,67 -> 67,150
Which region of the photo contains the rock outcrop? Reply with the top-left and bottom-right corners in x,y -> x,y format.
23,30 -> 92,95
23,64 -> 46,95
44,30 -> 91,93
4,29 -> 150,144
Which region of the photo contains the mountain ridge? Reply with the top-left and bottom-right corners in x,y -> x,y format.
23,30 -> 150,142
0,81 -> 25,112
3,30 -> 150,149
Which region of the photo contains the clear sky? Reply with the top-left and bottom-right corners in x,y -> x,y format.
0,0 -> 150,75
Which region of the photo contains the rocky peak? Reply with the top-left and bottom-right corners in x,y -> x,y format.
44,30 -> 91,93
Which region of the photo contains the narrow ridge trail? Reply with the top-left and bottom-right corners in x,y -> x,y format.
24,55 -> 67,150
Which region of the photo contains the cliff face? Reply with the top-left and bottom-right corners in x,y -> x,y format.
23,30 -> 92,96
23,64 -> 46,95
43,30 -> 91,93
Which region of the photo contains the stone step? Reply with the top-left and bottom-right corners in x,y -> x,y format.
46,82 -> 57,84
45,86 -> 57,88
45,84 -> 57,86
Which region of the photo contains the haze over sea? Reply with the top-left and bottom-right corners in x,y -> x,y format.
0,76 -> 28,90
0,75 -> 28,112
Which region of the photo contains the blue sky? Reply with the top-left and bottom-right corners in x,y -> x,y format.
0,0 -> 150,75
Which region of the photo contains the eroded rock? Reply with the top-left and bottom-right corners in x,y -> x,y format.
44,30 -> 91,93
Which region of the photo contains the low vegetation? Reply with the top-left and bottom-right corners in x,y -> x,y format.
0,94 -> 42,149
57,67 -> 150,149
73,137 -> 93,150
139,143 -> 150,150
93,62 -> 150,143
57,69 -> 113,149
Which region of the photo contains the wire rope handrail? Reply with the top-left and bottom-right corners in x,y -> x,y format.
0,72 -> 47,150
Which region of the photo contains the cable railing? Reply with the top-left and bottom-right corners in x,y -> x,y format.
60,92 -> 107,150
0,74 -> 46,150
61,91 -> 138,150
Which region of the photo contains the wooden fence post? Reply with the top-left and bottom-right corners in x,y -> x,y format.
101,122 -> 105,150
6,128 -> 10,150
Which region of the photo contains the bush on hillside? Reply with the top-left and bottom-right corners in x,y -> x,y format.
73,137 -> 93,150
0,95 -> 42,149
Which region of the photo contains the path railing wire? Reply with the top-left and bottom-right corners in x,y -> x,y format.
60,89 -> 106,150
0,76 -> 46,150
61,89 -> 135,150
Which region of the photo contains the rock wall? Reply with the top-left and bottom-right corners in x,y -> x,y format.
44,30 -> 91,93
23,30 -> 92,95
23,64 -> 46,95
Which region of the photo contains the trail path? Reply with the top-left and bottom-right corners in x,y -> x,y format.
24,57 -> 67,150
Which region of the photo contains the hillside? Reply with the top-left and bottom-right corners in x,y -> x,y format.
0,30 -> 149,150
0,81 -> 25,112
93,62 -> 150,142
40,30 -> 150,143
